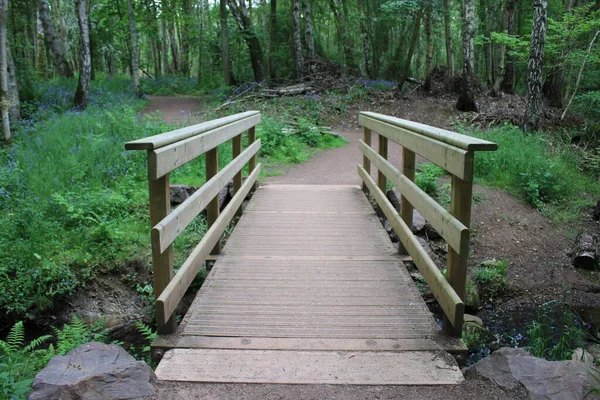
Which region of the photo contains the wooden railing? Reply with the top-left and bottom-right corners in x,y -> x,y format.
358,111 -> 497,336
125,111 -> 262,333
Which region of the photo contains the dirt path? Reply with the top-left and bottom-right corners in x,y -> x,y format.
142,96 -> 203,123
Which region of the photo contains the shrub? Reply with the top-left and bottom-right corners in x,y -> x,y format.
415,163 -> 445,197
472,259 -> 509,301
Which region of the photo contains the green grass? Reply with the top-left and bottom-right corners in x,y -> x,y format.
0,76 -> 347,321
462,124 -> 600,223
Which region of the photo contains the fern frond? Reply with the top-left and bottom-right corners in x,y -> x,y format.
23,335 -> 53,353
135,321 -> 157,342
5,322 -> 25,354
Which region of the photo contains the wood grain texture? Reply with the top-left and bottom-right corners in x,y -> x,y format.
358,166 -> 464,328
181,184 -> 434,340
359,115 -> 474,181
360,111 -> 497,151
359,140 -> 469,257
125,111 -> 259,150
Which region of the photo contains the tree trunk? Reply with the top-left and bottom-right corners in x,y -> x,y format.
0,0 -> 10,145
53,0 -> 70,70
269,0 -> 277,81
456,0 -> 478,112
179,0 -> 192,76
524,0 -> 548,131
291,0 -> 303,79
220,0 -> 235,85
329,0 -> 357,73
168,21 -> 179,74
491,0 -> 516,96
501,0 -> 517,93
398,8 -> 423,90
39,0 -> 73,77
303,2 -> 315,59
443,0 -> 454,89
424,5 -> 433,91
74,0 -> 91,110
7,42 -> 19,122
228,0 -> 265,83
161,18 -> 170,75
127,0 -> 141,97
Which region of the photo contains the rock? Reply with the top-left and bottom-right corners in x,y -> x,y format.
425,223 -> 442,239
384,220 -> 399,243
417,237 -> 439,265
594,200 -> 600,220
465,347 -> 600,400
465,281 -> 481,311
386,188 -> 401,211
572,348 -> 595,365
169,184 -> 197,206
30,342 -> 155,400
462,322 -> 496,351
464,313 -> 483,326
587,344 -> 600,361
218,184 -> 232,211
412,210 -> 426,234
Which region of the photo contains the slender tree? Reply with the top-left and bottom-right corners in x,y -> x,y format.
0,0 -> 10,145
269,0 -> 277,81
303,2 -> 315,59
456,0 -> 478,112
291,0 -> 303,78
424,4 -> 433,91
443,0 -> 454,88
161,18 -> 170,75
127,0 -> 141,97
228,0 -> 265,83
220,0 -> 235,85
524,0 -> 548,131
501,0 -> 518,93
398,8 -> 423,90
74,0 -> 91,110
7,42 -> 18,122
39,0 -> 73,77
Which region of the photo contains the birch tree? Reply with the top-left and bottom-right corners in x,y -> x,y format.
0,0 -> 10,145
524,0 -> 548,131
74,0 -> 91,110
456,0 -> 478,112
39,0 -> 73,78
127,0 -> 141,97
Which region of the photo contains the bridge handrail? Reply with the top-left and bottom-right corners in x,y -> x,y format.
358,111 -> 497,337
125,111 -> 262,333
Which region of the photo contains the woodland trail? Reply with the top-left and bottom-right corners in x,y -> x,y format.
142,95 -> 203,123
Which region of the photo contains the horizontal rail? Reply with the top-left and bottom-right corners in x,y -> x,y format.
359,114 -> 474,181
152,140 -> 262,254
156,164 -> 262,328
359,140 -> 469,257
360,112 -> 498,151
148,113 -> 261,179
358,165 -> 464,328
125,111 -> 260,150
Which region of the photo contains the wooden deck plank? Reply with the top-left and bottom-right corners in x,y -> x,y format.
156,184 -> 463,384
155,349 -> 463,385
181,184 -> 434,341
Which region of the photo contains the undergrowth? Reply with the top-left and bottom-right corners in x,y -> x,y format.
463,124 -> 600,223
0,318 -> 109,399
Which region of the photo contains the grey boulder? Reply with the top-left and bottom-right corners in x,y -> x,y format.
29,342 -> 155,400
465,347 -> 600,399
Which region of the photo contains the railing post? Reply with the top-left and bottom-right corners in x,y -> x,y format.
232,134 -> 242,192
377,134 -> 388,192
148,161 -> 176,334
363,127 -> 371,194
206,147 -> 220,255
399,147 -> 416,254
443,172 -> 473,337
248,127 -> 257,195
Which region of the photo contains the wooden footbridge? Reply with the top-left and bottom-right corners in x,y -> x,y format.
125,111 -> 497,385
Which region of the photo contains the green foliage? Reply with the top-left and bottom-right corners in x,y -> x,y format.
415,163 -> 445,197
134,322 -> 157,367
141,76 -> 205,96
472,259 -> 509,301
465,124 -> 600,222
527,303 -> 586,361
0,317 -> 109,399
